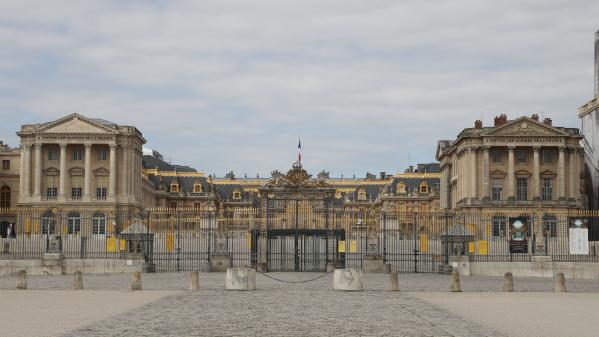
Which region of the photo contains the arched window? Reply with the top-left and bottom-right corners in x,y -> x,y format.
396,182 -> 406,194
0,185 -> 10,208
193,182 -> 202,193
41,212 -> 56,235
92,212 -> 106,235
232,188 -> 241,200
357,188 -> 367,200
170,181 -> 179,193
420,181 -> 429,194
67,212 -> 81,235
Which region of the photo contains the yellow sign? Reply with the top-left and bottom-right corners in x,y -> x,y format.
166,232 -> 175,252
478,240 -> 488,255
24,218 -> 31,234
247,232 -> 252,249
349,240 -> 357,253
486,224 -> 491,238
468,242 -> 475,253
420,234 -> 428,253
106,238 -> 117,252
338,240 -> 346,253
119,239 -> 127,251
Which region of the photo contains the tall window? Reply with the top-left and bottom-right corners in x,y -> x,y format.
420,182 -> 428,194
516,149 -> 527,163
193,183 -> 202,193
492,216 -> 506,236
396,182 -> 406,194
67,212 -> 81,235
46,175 -> 58,199
543,215 -> 557,237
96,176 -> 107,200
233,189 -> 241,200
2,160 -> 9,170
542,178 -> 553,201
92,212 -> 106,235
491,178 -> 503,201
71,176 -> 83,200
0,186 -> 10,208
41,215 -> 55,235
492,149 -> 502,163
47,146 -> 59,161
72,146 -> 82,161
542,149 -> 554,163
516,178 -> 528,201
96,148 -> 107,161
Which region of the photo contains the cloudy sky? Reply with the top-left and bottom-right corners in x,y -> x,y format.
0,1 -> 598,177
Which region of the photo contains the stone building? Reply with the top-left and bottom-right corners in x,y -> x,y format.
436,114 -> 585,212
579,30 -> 599,209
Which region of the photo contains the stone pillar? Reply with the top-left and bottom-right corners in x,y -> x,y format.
121,146 -> 128,197
533,146 -> 541,200
23,145 -> 32,197
59,143 -> 67,200
507,146 -> 515,200
482,147 -> 490,200
19,146 -> 25,197
109,144 -> 116,198
34,143 -> 42,198
84,143 -> 92,200
568,148 -> 576,200
558,147 -> 566,200
469,147 -> 477,201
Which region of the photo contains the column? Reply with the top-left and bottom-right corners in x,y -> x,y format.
440,164 -> 448,209
577,151 -> 583,201
84,143 -> 92,200
121,146 -> 128,197
23,145 -> 32,197
19,146 -> 25,197
507,146 -> 515,200
109,143 -> 117,198
469,147 -> 477,200
558,147 -> 566,200
533,146 -> 540,200
34,143 -> 42,198
482,146 -> 490,200
568,148 -> 576,200
59,143 -> 67,200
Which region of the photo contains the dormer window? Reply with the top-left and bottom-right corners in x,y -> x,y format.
335,190 -> 342,199
193,183 -> 202,193
233,189 -> 241,200
420,181 -> 428,194
357,189 -> 367,201
396,182 -> 406,194
170,182 -> 179,193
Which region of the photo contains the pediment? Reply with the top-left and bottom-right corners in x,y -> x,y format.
34,113 -> 117,134
93,167 -> 109,176
490,170 -> 506,177
483,117 -> 568,137
68,167 -> 85,176
43,167 -> 60,176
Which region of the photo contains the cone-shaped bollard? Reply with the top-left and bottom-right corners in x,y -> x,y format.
555,272 -> 566,292
450,271 -> 461,292
386,271 -> 399,291
16,270 -> 27,290
189,271 -> 200,291
226,268 -> 256,291
73,271 -> 83,290
131,271 -> 142,291
503,272 -> 513,292
333,269 -> 363,291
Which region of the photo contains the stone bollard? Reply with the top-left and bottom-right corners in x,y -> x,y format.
189,271 -> 200,291
73,271 -> 83,290
555,272 -> 566,292
131,271 -> 142,291
225,268 -> 256,291
503,272 -> 513,292
450,271 -> 461,292
333,269 -> 363,291
386,271 -> 399,292
16,270 -> 27,290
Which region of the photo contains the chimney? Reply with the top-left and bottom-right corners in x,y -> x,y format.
543,117 -> 552,126
474,120 -> 482,129
380,172 -> 386,180
531,113 -> 539,121
494,114 -> 508,127
595,30 -> 599,96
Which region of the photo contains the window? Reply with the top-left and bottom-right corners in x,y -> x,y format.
543,215 -> 557,237
71,176 -> 83,200
193,183 -> 202,193
420,182 -> 428,194
92,213 -> 106,235
96,148 -> 107,161
516,149 -> 527,163
67,212 -> 81,235
491,178 -> 503,201
516,178 -> 528,201
542,149 -> 554,164
96,176 -> 107,200
357,190 -> 367,200
169,202 -> 177,209
170,183 -> 179,193
0,186 -> 10,208
48,146 -> 59,161
73,146 -> 82,161
492,216 -> 506,236
542,178 -> 553,201
193,202 -> 202,210
396,182 -> 406,194
41,215 -> 56,235
2,160 -> 9,170
233,189 -> 241,200
492,149 -> 502,163
45,175 -> 58,199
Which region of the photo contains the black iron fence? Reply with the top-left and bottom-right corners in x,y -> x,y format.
0,207 -> 598,272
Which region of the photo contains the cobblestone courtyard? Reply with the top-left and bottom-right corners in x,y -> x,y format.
1,272 -> 599,336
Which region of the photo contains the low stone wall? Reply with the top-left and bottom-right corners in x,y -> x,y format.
0,258 -> 144,276
469,260 -> 599,280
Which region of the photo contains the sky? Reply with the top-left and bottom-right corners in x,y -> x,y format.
0,0 -> 598,178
